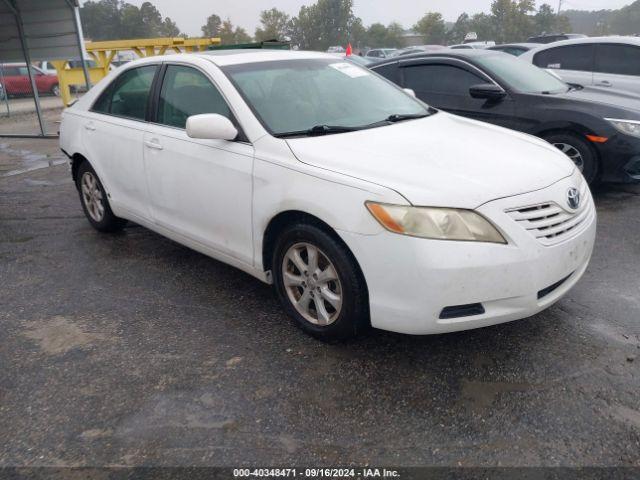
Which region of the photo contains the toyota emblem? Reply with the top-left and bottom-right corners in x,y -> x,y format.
567,188 -> 581,210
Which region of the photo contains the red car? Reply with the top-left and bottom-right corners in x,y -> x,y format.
0,64 -> 60,98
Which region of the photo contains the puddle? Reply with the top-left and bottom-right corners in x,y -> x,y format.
0,143 -> 66,177
22,316 -> 104,355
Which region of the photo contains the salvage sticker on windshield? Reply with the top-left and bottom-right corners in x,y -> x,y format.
329,62 -> 370,78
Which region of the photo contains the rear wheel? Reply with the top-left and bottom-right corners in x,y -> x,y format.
51,84 -> 60,97
76,161 -> 127,232
273,223 -> 369,342
543,132 -> 599,185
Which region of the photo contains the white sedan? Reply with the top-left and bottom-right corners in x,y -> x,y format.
59,50 -> 596,341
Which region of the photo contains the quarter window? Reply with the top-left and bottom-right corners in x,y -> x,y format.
403,64 -> 488,95
533,45 -> 594,72
157,65 -> 231,129
91,65 -> 157,120
595,44 -> 640,76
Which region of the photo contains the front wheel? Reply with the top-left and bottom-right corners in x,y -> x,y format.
76,161 -> 127,232
51,84 -> 60,97
543,132 -> 599,185
272,223 -> 369,342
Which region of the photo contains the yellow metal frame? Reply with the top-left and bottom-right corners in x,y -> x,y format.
53,37 -> 221,106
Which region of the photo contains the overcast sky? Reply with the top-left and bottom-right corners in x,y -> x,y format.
104,0 -> 633,36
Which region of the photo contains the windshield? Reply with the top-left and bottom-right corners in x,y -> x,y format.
223,58 -> 429,137
475,54 -> 568,94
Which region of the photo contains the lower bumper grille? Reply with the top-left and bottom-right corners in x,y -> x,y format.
439,303 -> 485,320
537,273 -> 573,300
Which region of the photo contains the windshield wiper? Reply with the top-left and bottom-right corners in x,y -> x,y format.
385,113 -> 431,123
274,124 -> 361,138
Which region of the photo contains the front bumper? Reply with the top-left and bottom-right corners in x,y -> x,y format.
339,173 -> 597,335
596,133 -> 640,183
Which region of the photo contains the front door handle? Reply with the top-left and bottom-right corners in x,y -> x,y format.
84,123 -> 96,131
595,80 -> 612,87
144,140 -> 163,150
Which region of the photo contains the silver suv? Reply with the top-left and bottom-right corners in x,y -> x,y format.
520,36 -> 640,95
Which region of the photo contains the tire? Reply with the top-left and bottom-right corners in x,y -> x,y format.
543,132 -> 599,185
51,84 -> 60,97
272,222 -> 369,342
76,161 -> 127,233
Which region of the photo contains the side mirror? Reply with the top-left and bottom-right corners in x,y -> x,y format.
403,88 -> 416,98
469,84 -> 507,101
186,113 -> 238,141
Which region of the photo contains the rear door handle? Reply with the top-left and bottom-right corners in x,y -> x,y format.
144,140 -> 163,150
84,123 -> 96,131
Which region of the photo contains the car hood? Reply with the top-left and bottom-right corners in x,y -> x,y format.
559,87 -> 640,117
286,112 -> 575,208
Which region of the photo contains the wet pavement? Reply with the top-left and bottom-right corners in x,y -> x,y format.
0,138 -> 639,467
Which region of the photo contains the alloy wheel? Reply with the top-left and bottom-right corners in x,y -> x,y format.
81,171 -> 105,222
282,242 -> 343,326
553,142 -> 584,172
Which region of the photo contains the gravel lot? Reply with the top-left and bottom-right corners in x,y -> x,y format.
1,137 -> 639,468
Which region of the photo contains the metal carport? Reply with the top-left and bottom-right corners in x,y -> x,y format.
0,0 -> 90,137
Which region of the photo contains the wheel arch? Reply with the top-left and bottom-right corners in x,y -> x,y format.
533,123 -> 602,171
261,210 -> 369,298
70,152 -> 88,187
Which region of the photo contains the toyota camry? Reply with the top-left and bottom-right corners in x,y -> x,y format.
60,50 -> 596,341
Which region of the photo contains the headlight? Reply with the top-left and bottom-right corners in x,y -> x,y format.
366,202 -> 506,244
606,118 -> 640,139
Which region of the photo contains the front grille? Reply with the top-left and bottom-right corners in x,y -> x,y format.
505,186 -> 593,246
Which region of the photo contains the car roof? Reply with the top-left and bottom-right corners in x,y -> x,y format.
194,49 -> 332,66
489,43 -> 540,49
528,36 -> 640,48
368,48 -> 504,68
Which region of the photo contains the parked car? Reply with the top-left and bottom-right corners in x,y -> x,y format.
488,43 -> 540,56
0,63 -> 59,97
527,33 -> 588,44
391,45 -> 447,57
520,36 -> 640,95
60,50 -> 595,341
365,48 -> 397,59
370,49 -> 640,184
327,46 -> 345,53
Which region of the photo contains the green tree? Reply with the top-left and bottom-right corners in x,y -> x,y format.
140,1 -> 162,36
119,3 -> 144,38
255,8 -> 291,41
219,19 -> 252,44
468,13 -> 496,41
159,17 -> 180,37
447,12 -> 471,44
80,0 -> 181,40
290,0 -> 358,51
385,22 -> 405,48
201,13 -> 222,37
79,0 -> 121,41
609,0 -> 640,35
413,12 -> 447,44
366,23 -> 388,48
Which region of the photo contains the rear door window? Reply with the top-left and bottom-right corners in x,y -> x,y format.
595,44 -> 640,76
533,45 -> 595,72
91,65 -> 157,120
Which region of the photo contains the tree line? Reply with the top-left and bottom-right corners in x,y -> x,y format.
80,0 -> 640,49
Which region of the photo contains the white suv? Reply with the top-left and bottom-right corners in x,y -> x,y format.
520,36 -> 640,95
